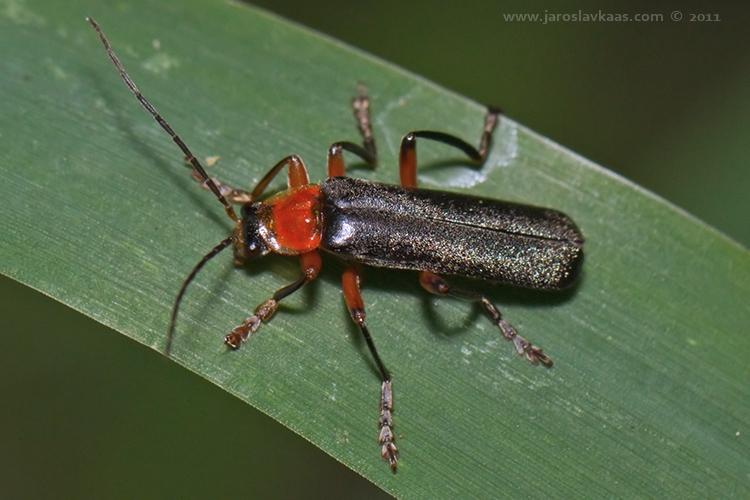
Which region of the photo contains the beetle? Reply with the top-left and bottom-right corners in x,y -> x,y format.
87,17 -> 584,470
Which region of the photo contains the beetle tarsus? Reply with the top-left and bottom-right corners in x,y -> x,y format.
225,315 -> 262,348
188,168 -> 254,203
421,272 -> 554,367
379,380 -> 398,470
493,306 -> 553,367
352,84 -> 377,161
507,326 -> 553,367
224,298 -> 278,348
478,106 -> 502,159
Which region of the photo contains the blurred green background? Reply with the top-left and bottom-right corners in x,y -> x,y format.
2,1 -> 747,498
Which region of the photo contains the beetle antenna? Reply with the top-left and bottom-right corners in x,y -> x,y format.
166,236 -> 236,355
86,16 -> 239,223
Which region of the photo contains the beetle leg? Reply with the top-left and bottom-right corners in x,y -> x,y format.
254,155 -> 311,195
398,106 -> 501,188
352,84 -> 377,159
327,85 -> 378,177
225,250 -> 321,347
188,153 -> 313,204
341,265 -> 398,470
187,167 -> 255,203
419,271 -> 552,367
327,141 -> 376,178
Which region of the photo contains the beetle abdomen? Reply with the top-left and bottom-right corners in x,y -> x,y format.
320,177 -> 583,289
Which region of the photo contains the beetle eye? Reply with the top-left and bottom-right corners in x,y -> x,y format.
240,202 -> 268,260
244,236 -> 263,260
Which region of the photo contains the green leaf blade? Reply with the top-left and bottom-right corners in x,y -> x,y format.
1,1 -> 748,498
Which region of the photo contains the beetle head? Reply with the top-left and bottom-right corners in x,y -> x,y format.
238,201 -> 271,261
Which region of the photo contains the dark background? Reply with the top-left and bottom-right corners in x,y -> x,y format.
252,0 -> 750,247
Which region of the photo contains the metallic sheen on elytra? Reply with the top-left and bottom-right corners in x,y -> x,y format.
321,176 -> 584,289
